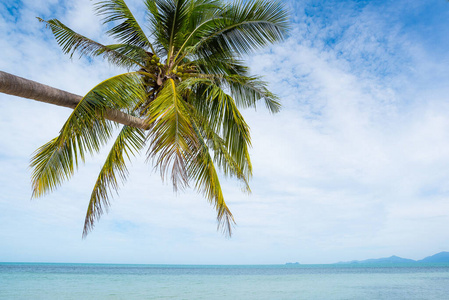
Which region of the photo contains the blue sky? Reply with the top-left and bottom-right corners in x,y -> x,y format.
1,0 -> 449,264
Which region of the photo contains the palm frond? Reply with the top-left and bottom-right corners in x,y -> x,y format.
96,44 -> 149,66
189,118 -> 236,236
83,125 -> 146,237
218,74 -> 281,113
206,87 -> 252,177
95,0 -> 155,53
172,0 -> 222,62
190,0 -> 289,57
192,112 -> 251,192
145,0 -> 168,54
186,0 -> 221,33
180,79 -> 253,185
145,0 -> 191,60
147,78 -> 196,190
190,53 -> 249,76
167,0 -> 190,60
38,18 -> 144,69
30,73 -> 146,198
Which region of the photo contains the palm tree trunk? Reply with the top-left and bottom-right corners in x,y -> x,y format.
0,71 -> 148,130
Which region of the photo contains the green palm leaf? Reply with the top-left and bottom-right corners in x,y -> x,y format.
192,112 -> 251,192
219,74 -> 281,113
189,118 -> 236,236
96,44 -> 149,66
190,0 -> 289,57
145,0 -> 191,61
147,78 -> 196,190
83,125 -> 146,237
37,18 -> 144,69
185,0 -> 221,33
181,78 -> 252,178
31,73 -> 146,198
95,0 -> 155,53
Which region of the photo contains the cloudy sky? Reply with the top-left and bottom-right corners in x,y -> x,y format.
1,0 -> 449,264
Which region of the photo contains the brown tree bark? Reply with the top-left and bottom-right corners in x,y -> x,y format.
0,71 -> 148,130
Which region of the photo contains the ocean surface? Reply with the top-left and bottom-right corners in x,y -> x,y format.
1,263 -> 449,299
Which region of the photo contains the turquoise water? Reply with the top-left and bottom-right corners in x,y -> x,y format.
1,263 -> 449,299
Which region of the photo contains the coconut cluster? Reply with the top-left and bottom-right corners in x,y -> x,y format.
150,54 -> 162,67
144,53 -> 193,80
173,65 -> 190,78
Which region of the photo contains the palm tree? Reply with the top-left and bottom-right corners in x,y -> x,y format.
31,0 -> 289,237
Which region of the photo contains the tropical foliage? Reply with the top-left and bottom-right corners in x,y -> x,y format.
33,0 -> 289,237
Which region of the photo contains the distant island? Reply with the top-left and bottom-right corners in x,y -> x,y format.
286,252 -> 449,265
335,251 -> 449,264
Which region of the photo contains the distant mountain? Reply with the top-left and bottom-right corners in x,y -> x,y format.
336,252 -> 449,264
418,252 -> 449,263
337,255 -> 415,264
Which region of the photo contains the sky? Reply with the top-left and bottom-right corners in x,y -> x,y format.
1,0 -> 449,265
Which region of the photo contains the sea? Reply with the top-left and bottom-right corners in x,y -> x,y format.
1,263 -> 449,299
